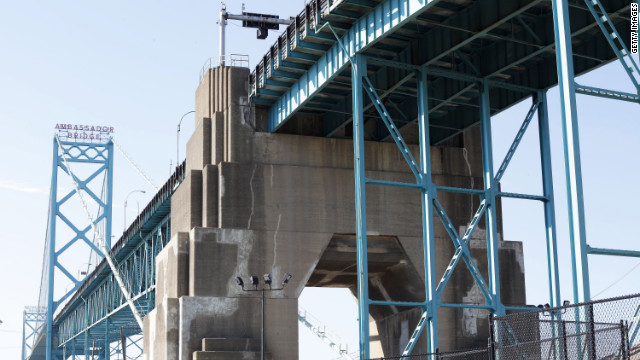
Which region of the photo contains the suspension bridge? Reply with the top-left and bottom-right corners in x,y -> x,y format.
20,0 -> 640,359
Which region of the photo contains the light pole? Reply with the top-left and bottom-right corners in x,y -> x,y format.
124,190 -> 145,232
177,110 -> 195,166
235,273 -> 292,360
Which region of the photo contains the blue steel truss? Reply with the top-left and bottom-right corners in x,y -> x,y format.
22,308 -> 46,360
43,160 -> 183,360
38,138 -> 115,360
56,216 -> 170,358
248,0 -> 639,358
351,56 -> 558,358
552,0 -> 640,305
24,135 -> 184,359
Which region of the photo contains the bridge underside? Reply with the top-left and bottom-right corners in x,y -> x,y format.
249,0 -> 633,142
27,0 -> 637,359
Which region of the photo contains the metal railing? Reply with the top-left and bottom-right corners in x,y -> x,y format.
492,293 -> 640,360
366,293 -> 640,360
199,54 -> 250,82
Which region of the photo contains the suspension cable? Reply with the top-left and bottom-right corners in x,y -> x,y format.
112,137 -> 159,191
55,135 -> 144,328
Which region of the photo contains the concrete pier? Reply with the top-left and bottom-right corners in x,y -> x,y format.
143,66 -> 526,360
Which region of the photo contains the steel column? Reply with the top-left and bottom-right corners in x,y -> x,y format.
352,54 -> 370,360
537,91 -> 562,308
22,311 -> 26,360
551,0 -> 590,302
46,138 -> 59,360
416,69 -> 439,355
479,82 -> 504,315
105,142 -> 114,249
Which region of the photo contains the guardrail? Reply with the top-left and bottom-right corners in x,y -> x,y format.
199,54 -> 250,82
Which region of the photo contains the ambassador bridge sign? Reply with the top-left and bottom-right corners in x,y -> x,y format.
55,123 -> 114,142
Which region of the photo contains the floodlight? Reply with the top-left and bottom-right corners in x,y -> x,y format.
282,273 -> 292,286
263,274 -> 272,286
250,276 -> 259,289
235,277 -> 244,288
563,300 -> 570,307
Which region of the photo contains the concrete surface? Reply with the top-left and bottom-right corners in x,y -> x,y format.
143,65 -> 527,359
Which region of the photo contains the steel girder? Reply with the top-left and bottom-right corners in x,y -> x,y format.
350,52 -> 560,356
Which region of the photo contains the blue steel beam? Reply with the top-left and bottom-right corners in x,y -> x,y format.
537,91 -> 562,308
351,54 -> 370,360
575,83 -> 640,103
587,246 -> 640,258
551,0 -> 591,303
582,0 -> 640,91
414,69 -> 437,356
269,0 -> 435,131
494,101 -> 540,183
480,81 -> 504,315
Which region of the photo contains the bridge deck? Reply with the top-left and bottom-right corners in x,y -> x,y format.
248,0 -> 633,144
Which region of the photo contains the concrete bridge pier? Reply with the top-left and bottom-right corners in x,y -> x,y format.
142,66 -> 526,360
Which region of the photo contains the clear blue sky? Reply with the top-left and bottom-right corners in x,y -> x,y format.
0,1 -> 638,359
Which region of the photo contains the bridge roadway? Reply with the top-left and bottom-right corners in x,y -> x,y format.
28,162 -> 186,360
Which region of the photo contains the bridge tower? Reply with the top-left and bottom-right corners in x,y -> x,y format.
39,133 -> 115,360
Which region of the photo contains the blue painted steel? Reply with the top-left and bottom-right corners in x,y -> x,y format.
22,308 -> 46,360
551,0 -> 591,303
39,138 -> 115,360
587,246 -> 640,258
495,192 -> 547,201
435,186 -> 484,196
46,138 -> 58,360
432,198 -> 491,302
351,54 -> 370,360
575,83 -> 640,103
494,101 -> 540,183
365,178 -> 423,190
268,0 -> 434,131
412,69 -> 437,356
361,76 -> 422,180
582,0 -> 640,91
537,91 -> 562,309
480,82 -> 504,315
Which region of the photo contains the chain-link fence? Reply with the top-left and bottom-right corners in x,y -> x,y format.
492,293 -> 640,359
367,347 -> 491,360
367,293 -> 640,360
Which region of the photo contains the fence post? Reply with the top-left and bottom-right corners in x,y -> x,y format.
488,314 -> 496,360
562,320 -> 568,360
623,320 -> 630,360
588,304 -> 596,360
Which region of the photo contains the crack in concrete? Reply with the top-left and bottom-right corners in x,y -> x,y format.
462,147 -> 475,222
272,214 -> 282,270
247,164 -> 257,229
270,164 -> 274,188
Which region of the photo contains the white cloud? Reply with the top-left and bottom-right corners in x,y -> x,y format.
0,180 -> 48,194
